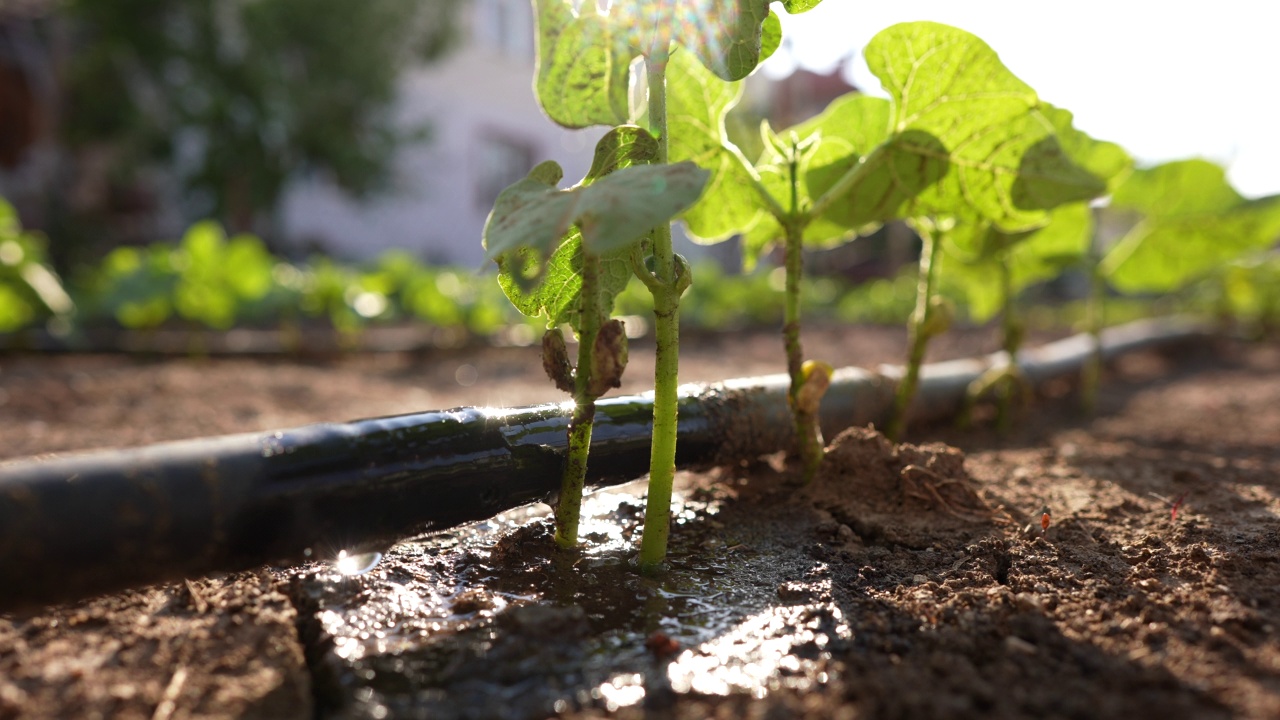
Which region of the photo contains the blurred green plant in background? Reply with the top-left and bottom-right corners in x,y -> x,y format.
0,198 -> 73,332
53,0 -> 458,256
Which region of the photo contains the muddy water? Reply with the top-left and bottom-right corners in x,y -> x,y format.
286,461 -> 847,719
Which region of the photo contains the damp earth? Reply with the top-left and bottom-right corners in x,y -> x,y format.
1,325 -> 1278,719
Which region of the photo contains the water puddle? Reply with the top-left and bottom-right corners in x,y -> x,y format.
288,473 -> 845,718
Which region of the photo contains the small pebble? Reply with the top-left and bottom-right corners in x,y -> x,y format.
1004,636 -> 1037,655
1014,593 -> 1043,612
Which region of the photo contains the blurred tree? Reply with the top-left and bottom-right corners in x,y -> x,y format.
61,0 -> 459,235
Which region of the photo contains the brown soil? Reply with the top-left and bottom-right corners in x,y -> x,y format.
1,325 -> 1278,719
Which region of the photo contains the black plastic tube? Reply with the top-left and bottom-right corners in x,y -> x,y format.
0,317 -> 1207,610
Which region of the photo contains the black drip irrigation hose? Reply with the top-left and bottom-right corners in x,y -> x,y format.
0,317 -> 1208,611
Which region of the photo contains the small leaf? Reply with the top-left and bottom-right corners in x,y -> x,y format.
542,327 -> 576,393
759,11 -> 782,62
781,0 -> 824,12
497,230 -> 633,328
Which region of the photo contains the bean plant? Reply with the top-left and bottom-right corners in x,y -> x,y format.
941,108 -> 1132,430
1078,158 -> 1280,409
482,126 -> 707,549
482,0 -> 826,570
670,21 -> 1110,443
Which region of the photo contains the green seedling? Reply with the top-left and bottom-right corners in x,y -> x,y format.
666,21 -> 1106,443
483,126 -> 708,549
525,0 -> 821,569
943,108 -> 1131,430
852,24 -> 1109,440
1082,159 -> 1280,410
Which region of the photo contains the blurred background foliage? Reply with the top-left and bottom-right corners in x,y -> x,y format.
4,194 -> 1278,350
5,0 -> 459,268
64,0 -> 459,224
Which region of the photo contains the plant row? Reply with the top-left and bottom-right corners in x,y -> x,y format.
477,2 -> 1280,568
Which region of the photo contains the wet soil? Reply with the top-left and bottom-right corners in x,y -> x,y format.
1,325 -> 1278,719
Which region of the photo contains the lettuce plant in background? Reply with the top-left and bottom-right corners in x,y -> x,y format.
0,199 -> 74,334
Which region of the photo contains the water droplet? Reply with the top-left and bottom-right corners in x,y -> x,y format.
335,549 -> 383,576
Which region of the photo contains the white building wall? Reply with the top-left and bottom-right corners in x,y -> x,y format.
279,0 -> 605,267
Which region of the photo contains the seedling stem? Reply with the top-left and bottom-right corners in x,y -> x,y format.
889,219 -> 945,441
554,250 -> 603,547
638,55 -> 685,572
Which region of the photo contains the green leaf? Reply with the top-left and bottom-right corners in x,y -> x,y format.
483,140 -> 708,261
781,0 -> 825,12
1105,195 -> 1280,293
498,233 -> 634,328
1109,159 -> 1243,220
533,0 -> 774,129
668,48 -> 764,241
224,234 -> 275,300
797,93 -> 897,232
943,204 -> 1093,322
760,11 -> 782,62
487,126 -> 708,327
533,0 -> 632,128
631,0 -> 772,80
1007,203 -> 1093,282
814,22 -> 1106,232
1039,104 -> 1132,192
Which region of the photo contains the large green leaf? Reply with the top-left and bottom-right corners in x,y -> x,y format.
947,111 -> 1121,258
487,126 -> 708,326
533,0 -> 793,128
1104,194 -> 1280,293
812,22 -> 1105,233
1109,159 -> 1243,220
612,0 -> 772,79
532,0 -> 632,128
483,149 -> 708,260
667,47 -> 764,241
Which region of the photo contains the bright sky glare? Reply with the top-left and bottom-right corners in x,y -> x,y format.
761,1 -> 1280,198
